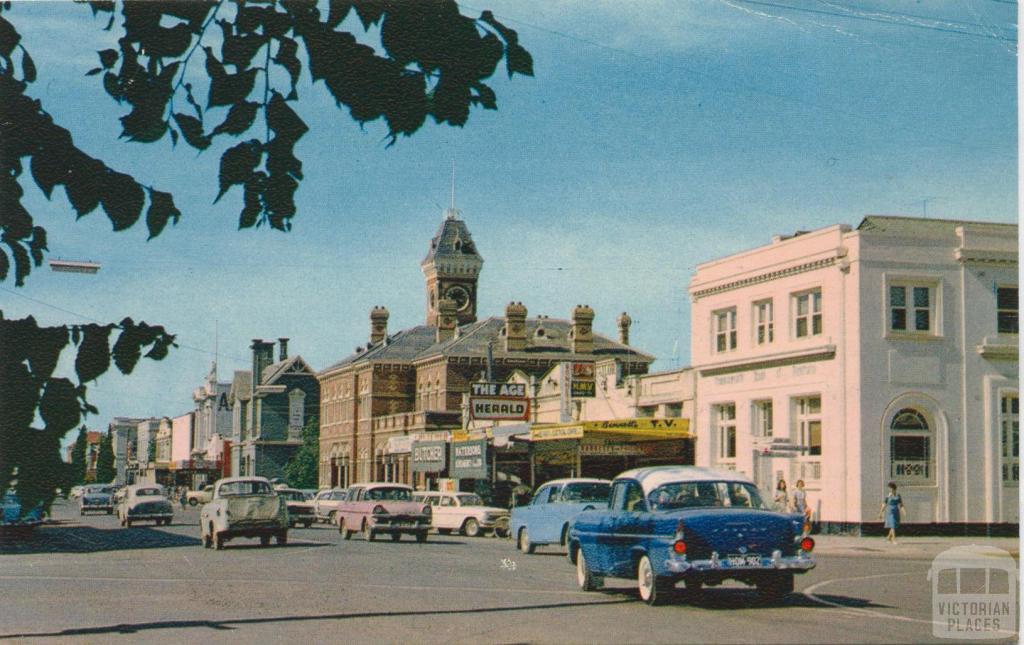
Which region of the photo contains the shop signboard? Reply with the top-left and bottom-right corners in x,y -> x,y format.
471,382 -> 527,398
571,362 -> 595,398
530,425 -> 585,441
449,439 -> 489,479
471,397 -> 529,420
410,440 -> 447,473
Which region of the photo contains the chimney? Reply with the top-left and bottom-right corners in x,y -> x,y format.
617,312 -> 632,346
251,339 -> 274,384
504,301 -> 528,352
570,304 -> 595,354
436,298 -> 457,343
370,306 -> 389,345
278,337 -> 289,361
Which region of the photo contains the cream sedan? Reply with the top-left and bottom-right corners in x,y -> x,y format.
413,491 -> 510,538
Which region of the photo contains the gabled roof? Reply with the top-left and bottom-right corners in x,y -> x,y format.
260,355 -> 316,385
321,326 -> 440,373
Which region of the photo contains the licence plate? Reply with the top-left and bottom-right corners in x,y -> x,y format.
727,554 -> 762,567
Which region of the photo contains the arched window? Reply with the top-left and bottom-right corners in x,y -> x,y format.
890,408 -> 932,484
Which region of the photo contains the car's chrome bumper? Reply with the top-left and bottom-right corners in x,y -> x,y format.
665,550 -> 815,574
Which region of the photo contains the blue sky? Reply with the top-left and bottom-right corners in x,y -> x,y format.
2,1 -> 1017,446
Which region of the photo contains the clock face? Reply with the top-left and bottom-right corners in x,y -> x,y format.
445,285 -> 471,311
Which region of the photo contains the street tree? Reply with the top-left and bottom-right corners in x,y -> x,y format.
283,416 -> 319,489
0,0 -> 532,515
94,433 -> 116,483
69,427 -> 89,486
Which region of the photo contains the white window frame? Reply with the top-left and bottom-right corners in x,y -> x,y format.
714,403 -> 737,462
753,400 -> 773,438
886,279 -> 939,336
713,308 -> 737,353
997,286 -> 1018,335
792,289 -> 822,339
888,408 -> 933,485
1001,393 -> 1019,485
754,299 -> 774,345
794,395 -> 822,457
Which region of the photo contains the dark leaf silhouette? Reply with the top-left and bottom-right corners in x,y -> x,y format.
212,100 -> 258,136
145,189 -> 180,239
173,112 -> 210,150
74,324 -> 113,384
217,139 -> 262,202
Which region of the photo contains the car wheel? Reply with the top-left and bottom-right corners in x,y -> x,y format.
495,527 -> 510,539
303,521 -> 312,528
415,531 -> 428,543
390,533 -> 401,542
328,511 -> 337,526
638,555 -> 672,606
462,518 -> 481,538
125,519 -> 133,528
576,547 -> 603,591
202,525 -> 212,549
214,530 -> 225,550
560,524 -> 570,546
260,535 -> 271,547
276,531 -> 288,546
189,498 -> 197,506
119,515 -> 126,527
363,521 -> 375,542
518,528 -> 536,554
756,573 -> 794,603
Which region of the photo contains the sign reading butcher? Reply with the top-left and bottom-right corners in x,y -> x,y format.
410,440 -> 447,473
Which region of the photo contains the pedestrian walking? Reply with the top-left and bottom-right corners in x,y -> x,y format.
877,481 -> 903,543
178,488 -> 187,511
773,478 -> 789,512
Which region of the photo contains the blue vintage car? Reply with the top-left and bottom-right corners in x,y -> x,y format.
510,478 -> 611,554
567,466 -> 815,605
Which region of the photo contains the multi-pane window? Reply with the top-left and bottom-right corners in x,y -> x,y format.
755,300 -> 774,345
997,287 -> 1018,335
889,408 -> 932,484
795,396 -> 822,456
753,400 -> 773,437
714,309 -> 737,352
1001,394 -> 1019,484
889,284 -> 934,333
794,290 -> 822,338
665,402 -> 683,418
715,403 -> 737,461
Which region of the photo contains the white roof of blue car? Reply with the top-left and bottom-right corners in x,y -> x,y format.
537,478 -> 611,488
616,466 -> 755,495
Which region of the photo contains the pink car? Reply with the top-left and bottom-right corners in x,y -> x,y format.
336,483 -> 432,542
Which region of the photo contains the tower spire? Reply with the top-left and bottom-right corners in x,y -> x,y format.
445,159 -> 459,220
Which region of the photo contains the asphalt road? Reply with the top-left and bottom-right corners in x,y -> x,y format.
0,501 -> 1017,644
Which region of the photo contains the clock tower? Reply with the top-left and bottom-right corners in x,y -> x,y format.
422,207 -> 483,326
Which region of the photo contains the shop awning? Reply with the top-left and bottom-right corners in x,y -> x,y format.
529,418 -> 691,442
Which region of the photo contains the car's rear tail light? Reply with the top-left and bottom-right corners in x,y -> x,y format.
800,537 -> 815,552
372,505 -> 387,515
673,540 -> 687,555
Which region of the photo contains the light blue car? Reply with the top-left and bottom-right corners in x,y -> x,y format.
510,478 -> 611,554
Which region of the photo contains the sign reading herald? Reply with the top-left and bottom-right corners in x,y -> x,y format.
471,398 -> 530,421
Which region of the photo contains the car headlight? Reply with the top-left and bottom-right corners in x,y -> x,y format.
372,505 -> 388,516
421,505 -> 432,516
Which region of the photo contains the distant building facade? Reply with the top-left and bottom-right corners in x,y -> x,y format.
230,338 -> 320,481
108,416 -> 150,486
192,363 -> 232,466
318,210 -> 653,489
689,216 -> 1018,533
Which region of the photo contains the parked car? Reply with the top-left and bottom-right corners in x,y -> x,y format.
568,466 -> 816,605
277,488 -> 315,528
199,477 -> 289,550
313,488 -> 348,524
2,488 -> 44,527
510,478 -> 611,553
79,486 -> 115,515
186,484 -> 214,506
413,491 -> 510,537
117,484 -> 174,527
69,485 -> 86,500
336,483 -> 431,542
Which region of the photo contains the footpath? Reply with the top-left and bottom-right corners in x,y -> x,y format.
813,534 -> 1020,560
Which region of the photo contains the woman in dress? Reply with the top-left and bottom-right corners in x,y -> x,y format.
877,481 -> 904,543
773,479 -> 789,512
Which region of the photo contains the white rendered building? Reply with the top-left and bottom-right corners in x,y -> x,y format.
689,216 -> 1018,532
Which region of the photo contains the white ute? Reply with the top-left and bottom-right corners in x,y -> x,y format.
200,477 -> 289,550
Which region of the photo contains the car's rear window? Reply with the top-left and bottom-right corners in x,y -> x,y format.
136,488 -> 162,497
219,481 -> 274,496
559,483 -> 611,503
281,491 -> 306,501
364,487 -> 412,501
647,481 -> 769,511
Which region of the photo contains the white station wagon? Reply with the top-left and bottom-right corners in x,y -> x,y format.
413,491 -> 510,538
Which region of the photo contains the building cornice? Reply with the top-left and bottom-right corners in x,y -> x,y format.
954,249 -> 1018,266
976,336 -> 1019,361
697,344 -> 836,376
691,256 -> 840,301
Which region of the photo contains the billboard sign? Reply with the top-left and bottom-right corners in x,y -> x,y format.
449,439 -> 489,479
410,440 -> 447,473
